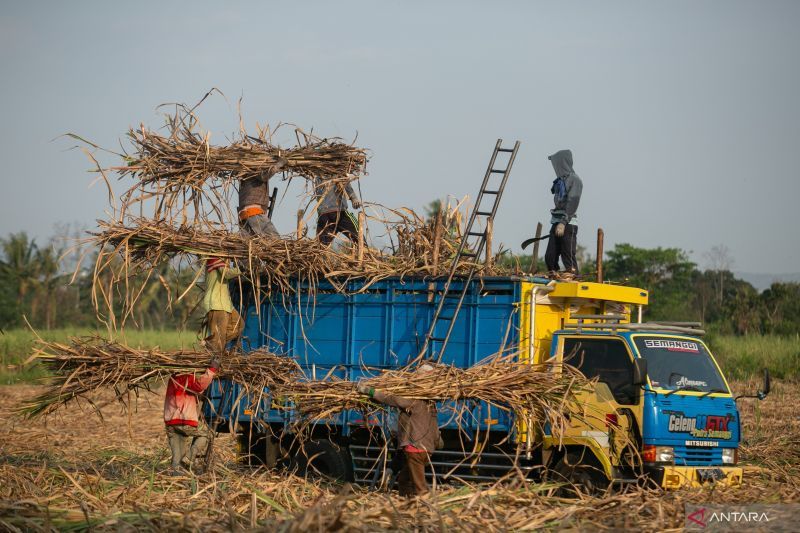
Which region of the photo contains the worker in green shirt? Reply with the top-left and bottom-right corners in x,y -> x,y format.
202,257 -> 244,354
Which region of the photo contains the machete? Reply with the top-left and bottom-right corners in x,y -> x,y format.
521,234 -> 550,250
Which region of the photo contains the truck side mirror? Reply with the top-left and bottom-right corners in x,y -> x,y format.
632,358 -> 648,386
758,368 -> 770,400
736,368 -> 771,402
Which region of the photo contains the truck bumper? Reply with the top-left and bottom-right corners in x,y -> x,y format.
645,465 -> 743,489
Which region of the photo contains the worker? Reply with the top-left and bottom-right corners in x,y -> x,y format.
238,159 -> 287,238
313,174 -> 362,246
544,149 -> 583,275
164,357 -> 220,475
202,257 -> 244,354
356,364 -> 441,497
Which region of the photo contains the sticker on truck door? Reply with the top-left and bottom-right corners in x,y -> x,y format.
667,414 -> 733,439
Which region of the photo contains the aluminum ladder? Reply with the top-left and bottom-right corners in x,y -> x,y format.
417,139 -> 521,363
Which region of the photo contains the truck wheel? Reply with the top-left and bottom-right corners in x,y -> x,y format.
293,440 -> 354,482
551,452 -> 609,496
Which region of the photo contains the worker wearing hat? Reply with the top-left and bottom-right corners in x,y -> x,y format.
357,364 -> 442,497
202,257 -> 244,354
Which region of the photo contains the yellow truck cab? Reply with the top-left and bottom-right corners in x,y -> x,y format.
521,280 -> 747,489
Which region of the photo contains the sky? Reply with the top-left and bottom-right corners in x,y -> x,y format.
1,1 -> 799,274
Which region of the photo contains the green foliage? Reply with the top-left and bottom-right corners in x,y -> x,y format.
423,199 -> 443,220
760,283 -> 800,335
0,232 -> 40,327
498,239 -> 800,338
0,231 -> 204,332
605,243 -> 697,321
708,334 -> 800,380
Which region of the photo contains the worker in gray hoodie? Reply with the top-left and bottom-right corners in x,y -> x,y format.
544,149 -> 583,274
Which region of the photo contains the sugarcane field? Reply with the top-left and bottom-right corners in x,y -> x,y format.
2,3 -> 800,532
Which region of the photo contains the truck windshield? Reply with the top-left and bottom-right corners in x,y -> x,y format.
633,337 -> 728,394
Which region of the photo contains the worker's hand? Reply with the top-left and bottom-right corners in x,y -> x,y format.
274,156 -> 288,171
555,223 -> 566,238
351,200 -> 361,210
356,383 -> 373,396
209,357 -> 222,371
261,157 -> 289,181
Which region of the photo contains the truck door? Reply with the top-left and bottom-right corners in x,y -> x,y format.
560,336 -> 642,470
562,337 -> 638,407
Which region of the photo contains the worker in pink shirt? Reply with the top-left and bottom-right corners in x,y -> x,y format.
163,357 -> 219,475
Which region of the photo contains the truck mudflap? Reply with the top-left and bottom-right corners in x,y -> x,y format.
645,465 -> 743,489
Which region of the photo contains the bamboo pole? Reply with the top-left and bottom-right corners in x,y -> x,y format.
596,227 -> 604,283
296,210 -> 305,238
485,218 -> 493,267
530,222 -> 543,274
429,211 -> 444,302
432,211 -> 443,268
357,211 -> 365,263
250,492 -> 257,527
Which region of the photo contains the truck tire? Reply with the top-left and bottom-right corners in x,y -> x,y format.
293,439 -> 354,482
551,451 -> 609,496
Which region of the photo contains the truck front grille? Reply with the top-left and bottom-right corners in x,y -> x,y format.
674,445 -> 720,466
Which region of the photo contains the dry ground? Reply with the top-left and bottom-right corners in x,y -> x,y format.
0,380 -> 798,532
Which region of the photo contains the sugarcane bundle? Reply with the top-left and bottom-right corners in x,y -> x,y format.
68,93 -> 369,226
120,124 -> 367,186
20,337 -> 301,419
102,105 -> 368,224
21,337 -> 588,438
283,357 -> 593,434
91,217 -> 494,291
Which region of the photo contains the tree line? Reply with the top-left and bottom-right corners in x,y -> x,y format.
2,228 -> 798,336
0,231 -> 202,331
499,242 -> 799,335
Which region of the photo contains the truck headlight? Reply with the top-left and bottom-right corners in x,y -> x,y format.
656,446 -> 674,463
643,444 -> 674,464
721,448 -> 737,464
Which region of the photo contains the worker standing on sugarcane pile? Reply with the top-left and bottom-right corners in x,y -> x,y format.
356,364 -> 442,497
202,257 -> 244,354
313,173 -> 362,246
544,149 -> 583,276
237,158 -> 287,237
164,357 -> 219,475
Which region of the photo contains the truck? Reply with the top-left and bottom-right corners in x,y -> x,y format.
205,274 -> 769,490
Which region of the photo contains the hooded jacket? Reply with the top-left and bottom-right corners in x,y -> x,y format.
548,149 -> 583,225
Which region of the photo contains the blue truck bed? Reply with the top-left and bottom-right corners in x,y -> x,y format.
205,276 -> 536,438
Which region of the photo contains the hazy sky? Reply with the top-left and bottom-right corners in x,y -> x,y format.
1,1 -> 798,274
